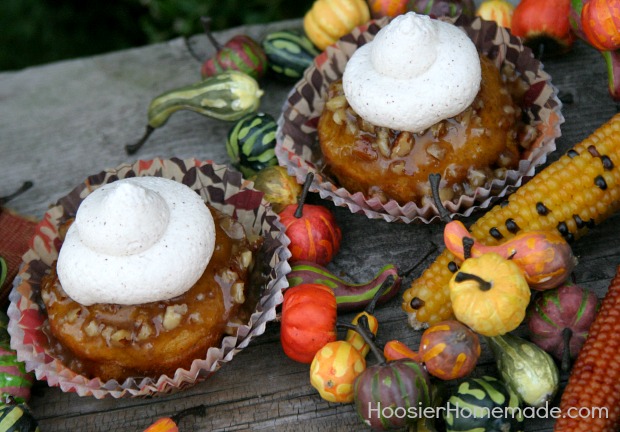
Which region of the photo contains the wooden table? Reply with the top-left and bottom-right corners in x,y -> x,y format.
1,17 -> 619,432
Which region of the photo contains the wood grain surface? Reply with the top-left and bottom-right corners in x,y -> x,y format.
1,18 -> 619,432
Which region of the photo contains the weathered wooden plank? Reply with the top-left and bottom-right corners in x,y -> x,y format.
1,16 -> 619,432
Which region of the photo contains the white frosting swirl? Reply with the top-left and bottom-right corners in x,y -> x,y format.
342,12 -> 481,132
57,177 -> 216,306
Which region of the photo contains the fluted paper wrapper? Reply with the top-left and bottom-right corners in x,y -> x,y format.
7,158 -> 291,398
275,16 -> 564,223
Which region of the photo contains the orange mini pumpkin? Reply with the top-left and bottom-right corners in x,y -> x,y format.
280,283 -> 338,363
310,340 -> 366,402
303,0 -> 371,50
449,253 -> 531,337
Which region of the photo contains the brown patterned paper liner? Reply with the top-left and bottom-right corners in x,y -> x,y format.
7,158 -> 291,398
275,15 -> 564,223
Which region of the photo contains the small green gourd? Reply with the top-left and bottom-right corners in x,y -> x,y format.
226,112 -> 278,177
0,258 -> 7,289
125,70 -> 263,154
487,333 -> 560,407
0,404 -> 40,432
444,375 -> 523,432
261,30 -> 319,82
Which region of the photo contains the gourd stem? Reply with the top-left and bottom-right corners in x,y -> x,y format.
201,16 -> 223,51
355,315 -> 387,366
170,404 -> 207,424
455,271 -> 492,291
365,275 -> 394,314
294,173 -> 314,218
428,173 -> 452,223
462,237 -> 474,260
561,327 -> 573,373
0,180 -> 33,206
125,125 -> 155,155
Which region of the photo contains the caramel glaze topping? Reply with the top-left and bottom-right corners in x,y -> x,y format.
318,55 -> 538,206
41,206 -> 261,382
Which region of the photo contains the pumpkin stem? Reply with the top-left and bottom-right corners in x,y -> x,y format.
462,237 -> 474,260
428,173 -> 452,222
0,180 -> 33,206
560,327 -> 573,373
125,125 -> 155,155
201,16 -> 223,51
170,404 -> 207,424
294,172 -> 314,218
454,271 -> 492,292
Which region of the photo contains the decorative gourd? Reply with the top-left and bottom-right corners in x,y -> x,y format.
125,71 -> 263,155
226,112 -> 278,178
476,0 -> 514,28
571,0 -> 620,100
444,376 -> 523,432
344,279 -> 393,358
353,322 -> 432,431
0,312 -> 33,404
383,321 -> 480,381
280,283 -> 338,363
526,283 -> 599,370
199,17 -> 267,80
143,405 -> 207,432
303,0 -> 371,50
487,333 -> 559,407
581,0 -> 620,51
397,320 -> 481,380
0,404 -> 40,432
444,220 -> 577,290
249,166 -> 302,213
261,30 -> 320,82
279,174 -> 342,266
0,257 -> 7,289
287,261 -> 401,312
411,0 -> 476,19
310,340 -> 366,403
367,0 -> 409,18
449,253 -> 531,336
510,0 -> 575,57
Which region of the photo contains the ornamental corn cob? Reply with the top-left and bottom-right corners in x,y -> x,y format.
554,265 -> 620,432
403,113 -> 620,328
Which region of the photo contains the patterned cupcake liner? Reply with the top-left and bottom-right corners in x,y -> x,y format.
275,16 -> 564,223
7,158 -> 291,398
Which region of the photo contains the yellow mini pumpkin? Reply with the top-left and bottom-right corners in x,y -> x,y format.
449,253 -> 531,337
310,340 -> 366,403
303,0 -> 371,50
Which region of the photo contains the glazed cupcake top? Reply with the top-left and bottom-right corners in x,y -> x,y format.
57,176 -> 216,305
342,12 -> 481,132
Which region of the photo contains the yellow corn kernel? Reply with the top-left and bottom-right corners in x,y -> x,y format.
403,114 -> 620,329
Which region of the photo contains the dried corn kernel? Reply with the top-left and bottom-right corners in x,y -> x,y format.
403,114 -> 620,328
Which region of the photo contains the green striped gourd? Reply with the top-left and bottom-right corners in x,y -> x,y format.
125,71 -> 263,155
444,376 -> 523,432
0,312 -> 33,405
0,405 -> 40,432
0,258 -> 6,289
226,112 -> 277,177
354,359 -> 432,430
261,30 -> 319,82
